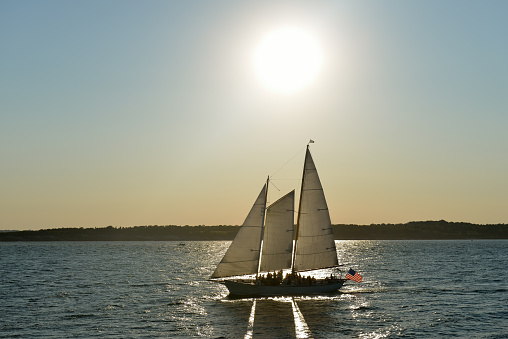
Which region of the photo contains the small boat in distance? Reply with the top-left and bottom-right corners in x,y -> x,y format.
210,142 -> 348,296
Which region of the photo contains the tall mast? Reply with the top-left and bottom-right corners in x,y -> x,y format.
255,175 -> 269,278
291,145 -> 309,274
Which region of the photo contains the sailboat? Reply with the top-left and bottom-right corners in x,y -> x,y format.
211,143 -> 346,296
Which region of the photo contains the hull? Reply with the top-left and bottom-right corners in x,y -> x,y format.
223,279 -> 346,297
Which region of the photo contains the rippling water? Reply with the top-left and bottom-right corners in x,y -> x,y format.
1,240 -> 507,338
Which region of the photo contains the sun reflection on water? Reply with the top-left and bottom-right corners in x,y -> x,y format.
291,298 -> 313,339
244,300 -> 256,339
222,296 -> 318,338
358,323 -> 403,339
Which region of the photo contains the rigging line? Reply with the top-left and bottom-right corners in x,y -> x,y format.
270,145 -> 307,178
269,179 -> 281,192
270,178 -> 301,180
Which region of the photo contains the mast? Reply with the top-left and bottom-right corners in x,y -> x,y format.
255,175 -> 269,278
291,144 -> 309,274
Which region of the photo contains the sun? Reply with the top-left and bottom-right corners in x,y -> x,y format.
253,27 -> 323,94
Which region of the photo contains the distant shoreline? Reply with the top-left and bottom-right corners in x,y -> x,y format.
0,220 -> 506,241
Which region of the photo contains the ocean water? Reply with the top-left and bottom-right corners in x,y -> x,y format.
1,240 -> 507,338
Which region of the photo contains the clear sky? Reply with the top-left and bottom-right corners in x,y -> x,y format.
1,1 -> 507,230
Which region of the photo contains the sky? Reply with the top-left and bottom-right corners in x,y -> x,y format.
1,1 -> 507,230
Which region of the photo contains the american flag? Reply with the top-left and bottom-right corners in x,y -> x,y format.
345,268 -> 362,283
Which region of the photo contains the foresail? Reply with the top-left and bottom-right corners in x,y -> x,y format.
294,149 -> 338,271
211,184 -> 266,278
260,190 -> 295,272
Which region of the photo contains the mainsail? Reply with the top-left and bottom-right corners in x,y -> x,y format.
211,184 -> 267,278
259,190 -> 295,272
293,148 -> 338,271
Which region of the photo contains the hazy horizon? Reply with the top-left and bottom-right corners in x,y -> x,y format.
3,220 -> 507,234
1,1 -> 507,230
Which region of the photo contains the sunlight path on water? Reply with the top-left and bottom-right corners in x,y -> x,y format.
244,300 -> 256,339
291,298 -> 314,339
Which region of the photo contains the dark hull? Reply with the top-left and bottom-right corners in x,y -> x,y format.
223,279 -> 346,297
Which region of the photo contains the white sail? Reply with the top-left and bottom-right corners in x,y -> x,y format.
294,148 -> 338,271
259,190 -> 295,272
211,184 -> 267,278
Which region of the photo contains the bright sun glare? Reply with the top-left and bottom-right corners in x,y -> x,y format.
254,27 -> 323,94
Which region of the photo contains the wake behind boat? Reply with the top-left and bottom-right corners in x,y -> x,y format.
211,142 -> 350,296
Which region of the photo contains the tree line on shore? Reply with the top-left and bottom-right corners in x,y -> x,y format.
1,220 -> 506,241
